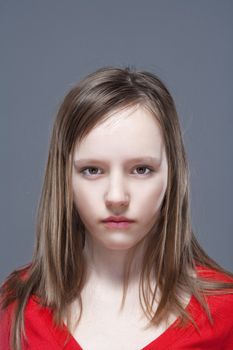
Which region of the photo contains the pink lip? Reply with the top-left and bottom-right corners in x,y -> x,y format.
101,216 -> 135,229
103,221 -> 133,229
102,216 -> 134,223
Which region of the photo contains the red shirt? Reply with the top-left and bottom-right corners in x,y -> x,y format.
1,266 -> 233,349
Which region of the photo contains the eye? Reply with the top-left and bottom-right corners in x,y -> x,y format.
79,165 -> 154,178
133,166 -> 154,175
80,167 -> 102,176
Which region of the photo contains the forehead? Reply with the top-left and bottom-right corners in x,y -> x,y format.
74,106 -> 165,159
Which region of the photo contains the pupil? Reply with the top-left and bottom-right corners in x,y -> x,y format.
90,168 -> 97,174
138,167 -> 145,174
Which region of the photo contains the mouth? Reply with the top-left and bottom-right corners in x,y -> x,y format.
102,221 -> 134,229
101,216 -> 135,229
102,216 -> 135,223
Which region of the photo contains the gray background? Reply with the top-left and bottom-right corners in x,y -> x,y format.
1,0 -> 232,283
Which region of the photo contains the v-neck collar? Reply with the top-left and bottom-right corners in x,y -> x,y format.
31,292 -> 200,350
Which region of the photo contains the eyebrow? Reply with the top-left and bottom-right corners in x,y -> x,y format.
73,156 -> 161,166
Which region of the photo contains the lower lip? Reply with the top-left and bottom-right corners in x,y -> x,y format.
103,221 -> 133,229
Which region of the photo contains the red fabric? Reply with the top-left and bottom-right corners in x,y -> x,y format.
1,266 -> 233,350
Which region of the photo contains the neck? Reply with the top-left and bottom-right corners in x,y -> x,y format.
83,234 -> 148,290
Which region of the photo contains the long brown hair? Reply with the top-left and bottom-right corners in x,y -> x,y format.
1,66 -> 233,350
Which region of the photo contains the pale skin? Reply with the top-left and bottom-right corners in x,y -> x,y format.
68,105 -> 192,350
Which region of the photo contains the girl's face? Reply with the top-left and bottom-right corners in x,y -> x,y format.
72,105 -> 168,251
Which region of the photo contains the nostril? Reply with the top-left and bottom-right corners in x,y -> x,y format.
105,199 -> 129,208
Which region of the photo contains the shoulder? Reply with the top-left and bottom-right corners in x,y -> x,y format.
0,264 -> 32,296
192,264 -> 233,342
0,264 -> 32,348
0,293 -> 61,349
195,264 -> 233,283
196,265 -> 233,311
0,297 -> 17,350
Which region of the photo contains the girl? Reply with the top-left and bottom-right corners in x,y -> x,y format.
1,66 -> 233,350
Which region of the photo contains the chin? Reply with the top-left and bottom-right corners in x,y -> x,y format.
102,239 -> 137,251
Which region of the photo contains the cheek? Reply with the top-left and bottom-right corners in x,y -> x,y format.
153,178 -> 167,208
138,177 -> 167,210
72,175 -> 167,217
72,182 -> 98,221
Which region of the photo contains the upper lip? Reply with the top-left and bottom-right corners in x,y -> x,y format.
102,216 -> 135,222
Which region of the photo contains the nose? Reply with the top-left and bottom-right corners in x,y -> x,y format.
104,173 -> 130,210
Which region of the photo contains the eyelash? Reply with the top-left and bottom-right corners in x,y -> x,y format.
79,166 -> 154,177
